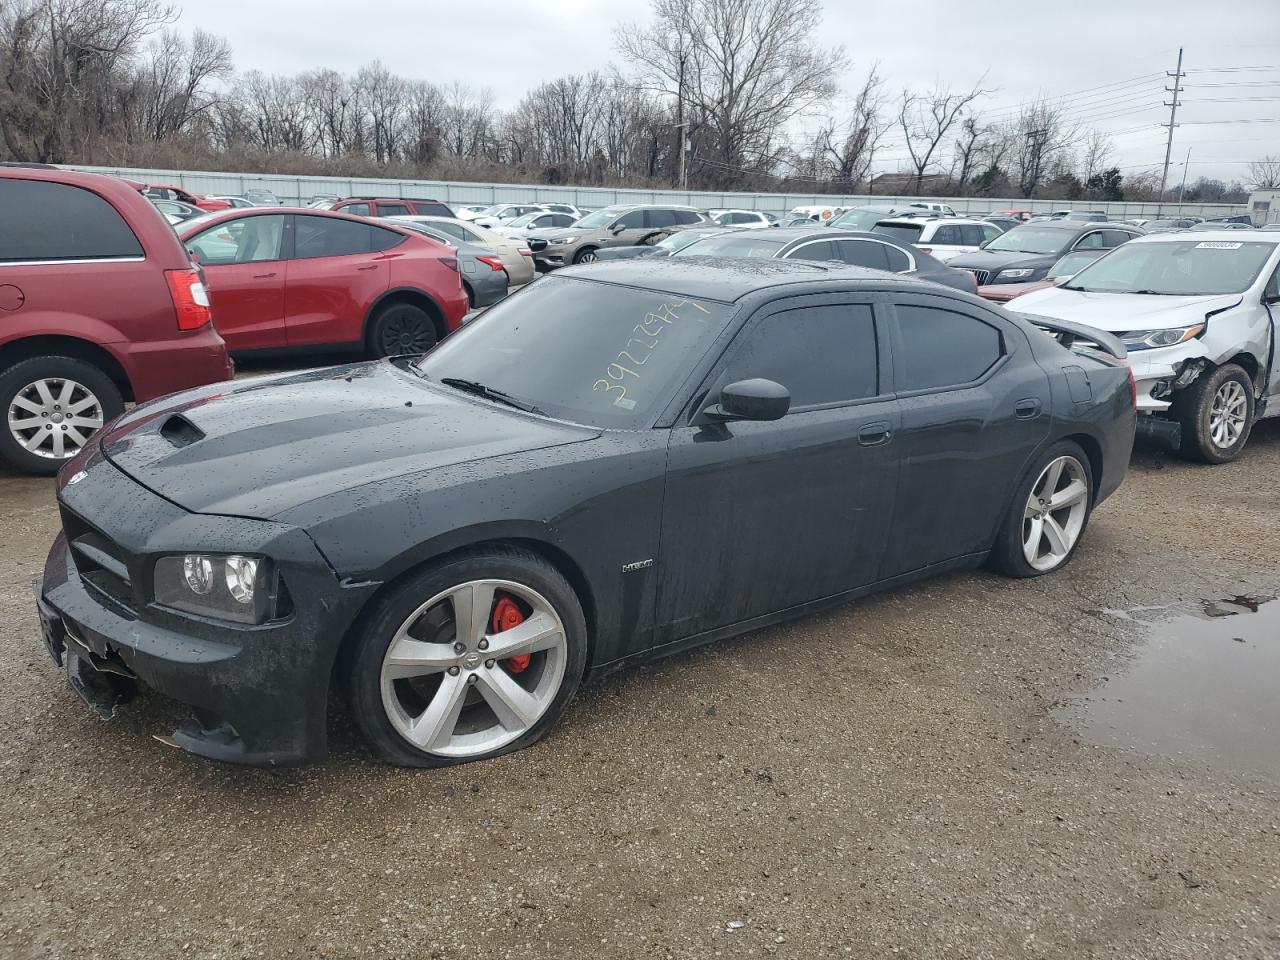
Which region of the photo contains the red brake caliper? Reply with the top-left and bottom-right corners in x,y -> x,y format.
490,596 -> 531,673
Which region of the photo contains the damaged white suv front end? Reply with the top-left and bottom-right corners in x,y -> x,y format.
1015,233 -> 1280,463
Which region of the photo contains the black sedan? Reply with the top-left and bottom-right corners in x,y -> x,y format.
36,259 -> 1135,768
949,220 -> 1143,287
671,227 -> 976,292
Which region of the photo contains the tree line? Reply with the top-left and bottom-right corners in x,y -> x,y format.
0,0 -> 1262,201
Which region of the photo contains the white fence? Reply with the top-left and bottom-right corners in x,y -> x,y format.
68,163 -> 1250,221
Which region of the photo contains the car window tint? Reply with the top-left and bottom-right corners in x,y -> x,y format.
293,216 -> 373,259
0,179 -> 144,262
410,202 -> 450,216
785,239 -> 835,262
369,225 -> 406,252
429,221 -> 465,240
932,225 -> 963,245
960,224 -> 986,246
677,210 -> 703,225
340,202 -> 371,217
378,203 -> 410,217
1074,231 -> 1105,250
896,304 -> 1002,390
1101,229 -> 1133,247
187,215 -> 286,266
883,245 -> 912,272
834,239 -> 889,270
645,209 -> 678,229
726,304 -> 878,407
615,210 -> 646,229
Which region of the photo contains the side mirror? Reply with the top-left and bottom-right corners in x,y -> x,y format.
611,223 -> 627,234
707,379 -> 790,422
1052,274 -> 1074,286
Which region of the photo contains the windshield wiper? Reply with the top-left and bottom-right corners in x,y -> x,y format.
1131,289 -> 1174,296
439,377 -> 542,414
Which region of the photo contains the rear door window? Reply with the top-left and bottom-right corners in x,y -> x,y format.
410,201 -> 451,216
931,225 -> 963,245
960,224 -> 986,246
895,304 -> 1002,391
0,179 -> 144,262
1101,229 -> 1134,247
369,225 -> 407,252
833,239 -> 890,270
377,203 -> 410,217
645,209 -> 678,229
340,202 -> 372,217
293,215 -> 375,259
674,210 -> 703,225
883,246 -> 912,272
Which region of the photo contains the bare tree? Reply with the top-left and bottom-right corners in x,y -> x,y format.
1249,155 -> 1280,190
1080,128 -> 1113,188
812,64 -> 887,188
129,28 -> 231,142
616,0 -> 845,188
951,113 -> 991,193
898,78 -> 987,193
1011,99 -> 1079,198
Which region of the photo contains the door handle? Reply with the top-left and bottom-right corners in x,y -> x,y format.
253,271 -> 277,279
858,421 -> 893,446
1014,398 -> 1042,419
357,264 -> 379,272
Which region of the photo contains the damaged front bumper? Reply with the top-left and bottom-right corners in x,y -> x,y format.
1128,344 -> 1212,413
37,452 -> 377,766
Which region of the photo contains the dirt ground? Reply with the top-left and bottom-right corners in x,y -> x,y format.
2,404 -> 1279,959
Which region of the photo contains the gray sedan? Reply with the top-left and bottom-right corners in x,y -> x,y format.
672,227 -> 976,292
393,221 -> 509,308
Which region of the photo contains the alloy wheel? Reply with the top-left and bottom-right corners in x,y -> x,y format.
6,378 -> 104,460
379,579 -> 568,758
577,250 -> 597,263
1022,455 -> 1089,572
1208,380 -> 1248,449
377,309 -> 436,356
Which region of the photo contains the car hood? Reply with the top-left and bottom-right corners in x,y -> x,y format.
948,249 -> 1058,270
528,226 -> 594,241
1011,288 -> 1244,331
99,362 -> 598,519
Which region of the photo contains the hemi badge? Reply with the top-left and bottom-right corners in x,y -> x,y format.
621,559 -> 655,573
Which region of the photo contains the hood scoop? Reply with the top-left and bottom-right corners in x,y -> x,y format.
159,414 -> 205,448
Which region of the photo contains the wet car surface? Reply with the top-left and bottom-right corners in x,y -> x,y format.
2,356 -> 1280,958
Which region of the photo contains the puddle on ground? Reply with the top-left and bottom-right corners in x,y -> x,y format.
1061,596 -> 1280,778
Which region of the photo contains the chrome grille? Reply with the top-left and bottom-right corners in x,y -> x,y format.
971,269 -> 991,285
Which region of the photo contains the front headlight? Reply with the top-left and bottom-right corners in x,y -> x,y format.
547,237 -> 573,245
1119,325 -> 1204,351
995,268 -> 1035,280
153,554 -> 282,624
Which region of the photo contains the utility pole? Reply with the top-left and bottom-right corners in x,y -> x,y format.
1177,146 -> 1192,206
1159,47 -> 1185,198
1026,128 -> 1048,197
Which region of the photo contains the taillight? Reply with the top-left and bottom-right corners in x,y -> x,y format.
440,257 -> 459,273
476,255 -> 505,272
164,268 -> 211,330
518,248 -> 533,258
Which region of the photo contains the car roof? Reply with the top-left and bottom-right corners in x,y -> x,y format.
876,216 -> 989,227
556,255 -> 930,301
1132,229 -> 1276,244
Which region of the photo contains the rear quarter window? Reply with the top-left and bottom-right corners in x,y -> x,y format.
895,304 -> 1002,390
0,179 -> 144,262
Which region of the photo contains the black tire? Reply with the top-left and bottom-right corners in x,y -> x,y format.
1174,362 -> 1254,464
462,281 -> 476,309
368,301 -> 438,358
990,439 -> 1094,579
573,246 -> 599,264
0,356 -> 124,476
346,545 -> 588,768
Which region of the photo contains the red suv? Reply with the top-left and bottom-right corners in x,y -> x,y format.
142,185 -> 230,212
176,208 -> 469,355
320,197 -> 455,218
0,166 -> 232,474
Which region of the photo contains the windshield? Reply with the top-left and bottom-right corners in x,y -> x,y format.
1047,251 -> 1101,279
656,230 -> 718,253
573,208 -> 620,229
983,226 -> 1074,255
1064,240 -> 1277,295
872,222 -> 924,243
829,209 -> 890,230
415,277 -> 733,428
674,234 -> 786,258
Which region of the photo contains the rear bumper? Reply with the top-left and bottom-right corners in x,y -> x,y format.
441,288 -> 470,333
115,324 -> 233,402
37,452 -> 377,765
467,267 -> 508,307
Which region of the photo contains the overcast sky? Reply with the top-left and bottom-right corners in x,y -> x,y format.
171,0 -> 1280,186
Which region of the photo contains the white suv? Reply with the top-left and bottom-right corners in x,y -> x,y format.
707,209 -> 775,229
871,217 -> 1004,262
1016,231 -> 1280,463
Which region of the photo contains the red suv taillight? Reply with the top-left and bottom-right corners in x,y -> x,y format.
439,257 -> 459,273
164,268 -> 212,330
476,255 -> 505,272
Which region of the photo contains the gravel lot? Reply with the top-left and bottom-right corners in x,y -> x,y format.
2,391 -> 1279,959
